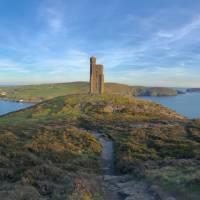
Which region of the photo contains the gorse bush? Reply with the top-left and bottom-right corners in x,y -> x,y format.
0,94 -> 199,200
0,123 -> 102,199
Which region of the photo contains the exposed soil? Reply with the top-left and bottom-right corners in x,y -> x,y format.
92,132 -> 115,175
91,132 -> 160,200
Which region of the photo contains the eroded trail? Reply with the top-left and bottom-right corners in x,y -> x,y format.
91,132 -> 122,199
92,132 -> 159,200
92,132 -> 114,175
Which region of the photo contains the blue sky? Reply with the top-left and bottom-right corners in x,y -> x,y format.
0,0 -> 200,87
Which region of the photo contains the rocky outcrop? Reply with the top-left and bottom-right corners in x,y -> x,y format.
102,175 -> 159,200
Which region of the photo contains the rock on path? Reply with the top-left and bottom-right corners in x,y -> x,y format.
102,175 -> 159,200
91,131 -> 159,200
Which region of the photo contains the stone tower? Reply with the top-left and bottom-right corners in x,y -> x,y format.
90,56 -> 104,94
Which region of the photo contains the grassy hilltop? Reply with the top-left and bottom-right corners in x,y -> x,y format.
0,82 -> 178,102
0,94 -> 199,200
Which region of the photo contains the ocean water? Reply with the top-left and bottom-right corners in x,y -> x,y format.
0,100 -> 32,116
140,92 -> 200,119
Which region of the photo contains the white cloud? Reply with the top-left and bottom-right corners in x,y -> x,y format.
38,1 -> 65,33
0,59 -> 29,73
155,15 -> 200,43
156,31 -> 174,38
0,2 -> 200,87
107,66 -> 200,87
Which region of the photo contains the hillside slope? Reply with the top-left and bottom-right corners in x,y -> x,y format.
0,82 -> 177,102
0,94 -> 199,200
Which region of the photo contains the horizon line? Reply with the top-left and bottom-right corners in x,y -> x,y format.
0,81 -> 197,89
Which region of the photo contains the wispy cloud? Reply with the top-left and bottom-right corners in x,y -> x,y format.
0,0 -> 200,86
0,59 -> 29,73
38,0 -> 65,33
155,15 -> 200,43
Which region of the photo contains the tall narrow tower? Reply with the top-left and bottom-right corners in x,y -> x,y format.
90,56 -> 104,94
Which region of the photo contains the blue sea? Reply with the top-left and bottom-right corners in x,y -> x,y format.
0,100 -> 32,116
140,92 -> 200,119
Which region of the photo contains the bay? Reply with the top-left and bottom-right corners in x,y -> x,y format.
140,92 -> 200,119
0,100 -> 32,116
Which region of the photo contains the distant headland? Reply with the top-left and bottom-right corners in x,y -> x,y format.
0,57 -> 179,103
187,88 -> 200,93
0,82 -> 179,103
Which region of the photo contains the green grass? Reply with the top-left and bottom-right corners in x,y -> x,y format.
0,123 -> 103,200
145,164 -> 200,200
0,82 -> 89,102
0,94 -> 199,200
0,82 -> 177,102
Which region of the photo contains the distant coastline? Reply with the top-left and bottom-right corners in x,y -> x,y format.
187,88 -> 200,93
0,82 -> 199,104
0,97 -> 37,104
0,82 -> 180,103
